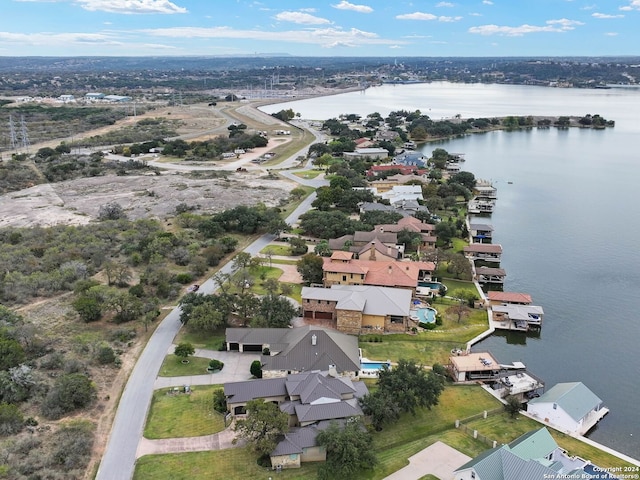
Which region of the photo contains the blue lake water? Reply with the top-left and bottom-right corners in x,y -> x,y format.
263,83 -> 640,459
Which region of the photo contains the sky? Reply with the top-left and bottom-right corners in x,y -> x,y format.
2,0 -> 640,57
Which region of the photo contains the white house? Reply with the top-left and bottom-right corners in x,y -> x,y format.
527,382 -> 609,435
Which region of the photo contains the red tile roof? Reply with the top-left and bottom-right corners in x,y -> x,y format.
323,258 -> 435,288
487,291 -> 533,304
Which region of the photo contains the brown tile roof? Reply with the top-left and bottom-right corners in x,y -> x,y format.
487,291 -> 533,304
330,251 -> 354,261
463,244 -> 503,254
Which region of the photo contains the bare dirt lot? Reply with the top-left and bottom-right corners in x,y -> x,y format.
0,171 -> 295,228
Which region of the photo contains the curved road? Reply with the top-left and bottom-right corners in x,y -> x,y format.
95,121 -> 326,480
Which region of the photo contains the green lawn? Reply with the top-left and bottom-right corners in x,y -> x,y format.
134,386 -> 498,480
174,330 -> 226,352
465,413 -> 637,470
293,169 -> 322,179
359,304 -> 488,364
134,448 -> 319,480
439,279 -> 478,296
260,244 -> 291,256
270,258 -> 299,265
158,355 -> 213,377
144,385 -> 226,439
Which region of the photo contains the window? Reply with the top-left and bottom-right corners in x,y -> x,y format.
471,473 -> 476,479
553,403 -> 557,410
342,275 -> 347,281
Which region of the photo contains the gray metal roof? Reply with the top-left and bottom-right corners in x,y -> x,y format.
257,326 -> 360,374
225,327 -> 290,346
224,377 -> 287,403
295,401 -> 362,423
286,372 -> 355,404
271,426 -> 320,456
302,285 -> 411,317
528,382 -> 603,422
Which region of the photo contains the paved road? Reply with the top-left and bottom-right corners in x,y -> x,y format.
95,120 -> 326,480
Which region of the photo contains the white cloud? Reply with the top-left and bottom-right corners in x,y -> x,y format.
143,25 -> 403,49
0,30 -> 120,46
76,0 -> 187,14
482,0 -> 493,4
619,0 -> 640,11
274,11 -> 331,25
396,11 -> 461,21
592,12 -> 624,18
436,2 -> 454,7
469,18 -> 583,36
396,12 -> 437,20
332,1 -> 373,13
605,32 -> 619,36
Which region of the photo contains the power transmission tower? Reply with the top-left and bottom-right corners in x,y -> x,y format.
20,115 -> 30,151
8,115 -> 18,151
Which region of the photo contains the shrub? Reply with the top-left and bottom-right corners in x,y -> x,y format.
110,328 -> 136,343
250,360 -> 262,378
95,345 -> 116,365
208,359 -> 224,371
40,352 -> 64,370
41,373 -> 96,419
212,389 -> 227,413
174,272 -> 193,284
0,402 -> 24,436
49,420 -> 94,470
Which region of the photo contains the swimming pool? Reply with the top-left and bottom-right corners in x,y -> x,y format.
360,361 -> 391,371
418,281 -> 446,292
410,306 -> 437,324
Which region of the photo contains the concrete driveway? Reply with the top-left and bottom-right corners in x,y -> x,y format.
154,349 -> 260,389
383,441 -> 471,480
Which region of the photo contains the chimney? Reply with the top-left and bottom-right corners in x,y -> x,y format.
369,244 -> 376,261
311,334 -> 317,346
388,265 -> 393,275
328,364 -> 337,377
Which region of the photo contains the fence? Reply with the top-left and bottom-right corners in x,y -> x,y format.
455,407 -> 504,448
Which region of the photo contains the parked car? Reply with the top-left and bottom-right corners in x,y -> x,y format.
187,284 -> 200,293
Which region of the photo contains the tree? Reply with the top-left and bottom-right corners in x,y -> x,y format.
296,253 -> 324,285
359,390 -> 401,431
316,418 -> 377,480
376,359 -> 445,415
446,254 -> 472,280
233,399 -> 288,456
252,295 -> 297,328
98,202 -> 127,221
289,236 -> 308,256
314,240 -> 332,257
174,342 -> 195,360
504,395 -> 522,418
290,187 -> 307,200
250,360 -> 262,379
72,294 -> 103,323
232,252 -> 252,272
187,305 -> 225,333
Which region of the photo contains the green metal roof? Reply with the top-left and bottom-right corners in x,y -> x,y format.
528,382 -> 603,422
